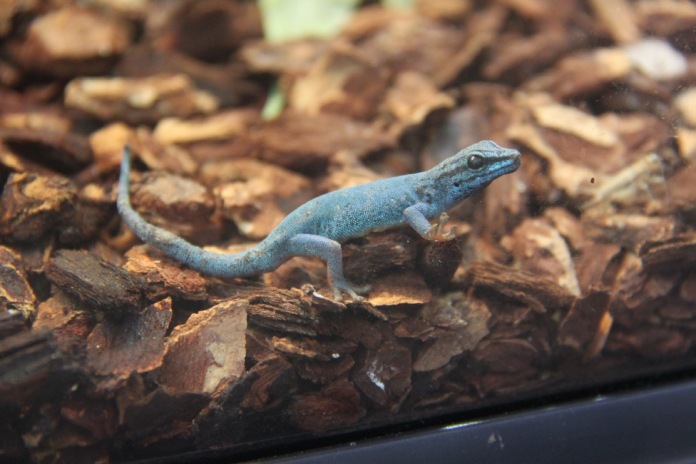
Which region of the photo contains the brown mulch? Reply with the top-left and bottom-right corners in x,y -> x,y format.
1,1 -> 696,462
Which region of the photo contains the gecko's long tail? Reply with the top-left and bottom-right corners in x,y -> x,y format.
117,146 -> 278,278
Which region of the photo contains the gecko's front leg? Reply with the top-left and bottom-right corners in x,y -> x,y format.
286,234 -> 363,301
403,204 -> 456,242
429,212 -> 457,241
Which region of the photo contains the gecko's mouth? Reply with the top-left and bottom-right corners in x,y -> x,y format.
491,150 -> 521,176
508,151 -> 521,170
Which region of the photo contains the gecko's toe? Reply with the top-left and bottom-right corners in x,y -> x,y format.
439,225 -> 457,241
427,218 -> 457,241
332,282 -> 368,302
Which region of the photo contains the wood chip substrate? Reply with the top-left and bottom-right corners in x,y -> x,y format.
1,1 -> 695,462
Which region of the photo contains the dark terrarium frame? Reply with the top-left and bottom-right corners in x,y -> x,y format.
132,373 -> 696,463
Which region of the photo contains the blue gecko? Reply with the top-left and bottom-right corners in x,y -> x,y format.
117,140 -> 520,300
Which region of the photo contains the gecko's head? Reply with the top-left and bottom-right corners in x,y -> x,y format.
433,140 -> 520,206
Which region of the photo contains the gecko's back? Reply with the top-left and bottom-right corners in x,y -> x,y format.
269,173 -> 423,243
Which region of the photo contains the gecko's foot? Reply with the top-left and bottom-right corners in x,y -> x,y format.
427,212 -> 457,242
332,282 -> 369,302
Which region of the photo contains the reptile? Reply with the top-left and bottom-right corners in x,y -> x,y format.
117,140 -> 520,301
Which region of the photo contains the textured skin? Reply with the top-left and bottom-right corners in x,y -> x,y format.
118,140 -> 520,300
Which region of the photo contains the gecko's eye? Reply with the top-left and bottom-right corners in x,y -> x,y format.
467,154 -> 484,170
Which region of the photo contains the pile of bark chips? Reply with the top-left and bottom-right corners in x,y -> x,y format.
1,1 -> 695,462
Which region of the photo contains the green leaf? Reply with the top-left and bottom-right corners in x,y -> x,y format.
261,81 -> 286,120
259,0 -> 361,43
381,0 -> 416,9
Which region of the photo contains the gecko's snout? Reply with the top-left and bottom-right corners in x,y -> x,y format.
494,147 -> 521,176
509,149 -> 521,169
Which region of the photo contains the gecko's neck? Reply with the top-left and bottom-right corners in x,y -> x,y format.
411,170 -> 449,214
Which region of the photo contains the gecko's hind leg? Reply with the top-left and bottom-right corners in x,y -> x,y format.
287,234 -> 363,301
